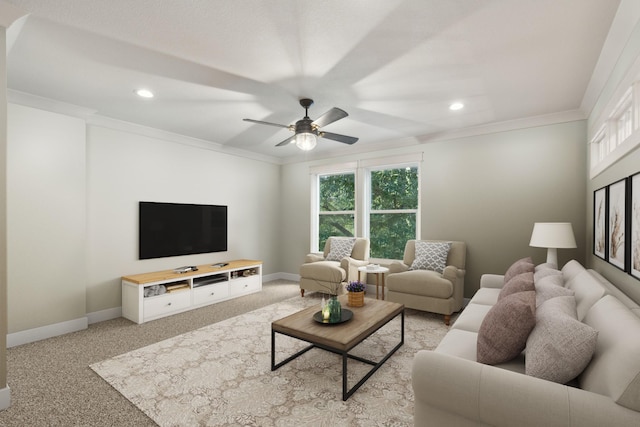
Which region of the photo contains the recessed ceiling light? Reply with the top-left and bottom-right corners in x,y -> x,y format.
135,89 -> 154,99
449,102 -> 464,111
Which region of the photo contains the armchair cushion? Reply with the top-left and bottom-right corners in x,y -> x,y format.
386,269 -> 453,299
325,237 -> 356,261
410,241 -> 452,274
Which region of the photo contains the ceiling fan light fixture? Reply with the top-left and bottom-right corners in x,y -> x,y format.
295,132 -> 317,151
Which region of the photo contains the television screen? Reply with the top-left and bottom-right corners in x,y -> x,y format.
139,202 -> 227,260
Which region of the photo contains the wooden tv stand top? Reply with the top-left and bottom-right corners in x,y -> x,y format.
122,259 -> 262,285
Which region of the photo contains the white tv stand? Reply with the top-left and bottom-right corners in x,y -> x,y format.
121,259 -> 262,324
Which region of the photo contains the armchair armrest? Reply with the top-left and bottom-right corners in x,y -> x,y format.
342,257 -> 369,282
413,350 -> 634,427
304,253 -> 325,263
388,261 -> 409,274
442,266 -> 465,283
480,273 -> 504,289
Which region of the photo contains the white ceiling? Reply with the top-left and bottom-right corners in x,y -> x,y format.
3,0 -> 621,162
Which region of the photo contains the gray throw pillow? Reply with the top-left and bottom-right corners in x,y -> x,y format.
477,290 -> 536,365
325,237 -> 356,261
526,296 -> 598,384
409,241 -> 452,274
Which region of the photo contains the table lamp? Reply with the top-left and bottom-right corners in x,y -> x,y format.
529,222 -> 577,267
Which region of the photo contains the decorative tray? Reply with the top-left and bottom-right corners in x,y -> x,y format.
312,309 -> 353,325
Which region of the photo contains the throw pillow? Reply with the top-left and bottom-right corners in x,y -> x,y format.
534,264 -> 562,281
526,296 -> 598,384
325,237 -> 356,261
498,271 -> 534,300
534,274 -> 573,307
477,290 -> 536,365
409,241 -> 452,274
504,257 -> 534,283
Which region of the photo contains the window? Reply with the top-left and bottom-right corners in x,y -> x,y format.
317,172 -> 355,251
311,156 -> 421,258
367,166 -> 419,259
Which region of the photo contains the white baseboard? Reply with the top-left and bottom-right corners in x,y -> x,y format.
263,272 -> 299,282
6,317 -> 88,348
0,386 -> 10,411
87,306 -> 122,324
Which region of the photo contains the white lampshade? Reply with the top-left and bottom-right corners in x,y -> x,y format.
529,222 -> 576,266
295,132 -> 317,151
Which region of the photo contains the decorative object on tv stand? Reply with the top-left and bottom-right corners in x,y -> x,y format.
529,222 -> 577,267
346,281 -> 366,307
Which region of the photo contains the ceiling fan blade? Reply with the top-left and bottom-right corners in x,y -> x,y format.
320,131 -> 358,145
243,118 -> 290,129
312,107 -> 348,128
275,135 -> 296,147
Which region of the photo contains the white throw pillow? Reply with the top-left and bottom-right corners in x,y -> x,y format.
325,237 -> 356,261
410,241 -> 451,274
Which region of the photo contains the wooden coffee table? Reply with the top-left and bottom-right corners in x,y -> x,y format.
271,295 -> 404,400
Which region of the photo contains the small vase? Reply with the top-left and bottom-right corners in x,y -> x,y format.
327,295 -> 342,323
348,291 -> 365,307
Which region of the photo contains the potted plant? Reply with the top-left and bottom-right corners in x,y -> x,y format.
346,281 -> 366,307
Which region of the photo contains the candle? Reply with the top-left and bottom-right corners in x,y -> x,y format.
322,306 -> 330,321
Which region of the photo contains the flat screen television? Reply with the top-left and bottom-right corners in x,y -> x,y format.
139,201 -> 227,260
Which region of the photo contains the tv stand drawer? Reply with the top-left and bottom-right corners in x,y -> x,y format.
144,291 -> 191,320
193,282 -> 229,306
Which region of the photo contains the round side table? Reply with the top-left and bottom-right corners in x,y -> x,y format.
358,265 -> 389,300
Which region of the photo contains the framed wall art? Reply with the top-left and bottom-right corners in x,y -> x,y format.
593,186 -> 607,260
631,172 -> 640,279
607,178 -> 627,270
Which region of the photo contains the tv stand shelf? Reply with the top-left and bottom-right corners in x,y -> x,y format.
121,259 -> 262,324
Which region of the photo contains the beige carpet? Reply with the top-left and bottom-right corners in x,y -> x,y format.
91,295 -> 450,426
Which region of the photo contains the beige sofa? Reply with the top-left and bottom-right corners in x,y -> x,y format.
413,260 -> 640,426
299,237 -> 369,297
386,240 -> 466,325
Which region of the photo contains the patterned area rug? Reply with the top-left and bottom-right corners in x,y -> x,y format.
91,295 -> 450,426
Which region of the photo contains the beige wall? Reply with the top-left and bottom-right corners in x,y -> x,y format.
7,104 -> 87,333
0,25 -> 8,395
280,120 -> 587,298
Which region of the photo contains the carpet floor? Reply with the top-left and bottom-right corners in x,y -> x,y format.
91,294 -> 450,427
0,281 -> 302,427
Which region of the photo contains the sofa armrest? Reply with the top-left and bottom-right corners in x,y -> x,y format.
413,351 -> 638,427
480,273 -> 504,289
388,261 -> 409,274
305,253 -> 325,263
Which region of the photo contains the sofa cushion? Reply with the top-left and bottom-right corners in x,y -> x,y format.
534,263 -> 561,281
325,237 -> 356,261
526,296 -> 598,384
386,269 -> 453,298
534,274 -> 573,307
581,295 -> 640,412
451,303 -> 492,333
410,241 -> 451,274
566,270 -> 606,321
504,257 -> 534,283
468,287 -> 500,306
498,271 -> 534,300
477,290 -> 536,365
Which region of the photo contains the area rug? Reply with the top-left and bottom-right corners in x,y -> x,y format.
91,295 -> 450,426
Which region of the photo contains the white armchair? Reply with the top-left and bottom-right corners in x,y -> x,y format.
299,237 -> 370,297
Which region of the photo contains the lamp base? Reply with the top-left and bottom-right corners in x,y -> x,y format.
545,248 -> 558,268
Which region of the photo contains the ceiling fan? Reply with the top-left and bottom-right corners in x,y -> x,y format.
243,98 -> 358,151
